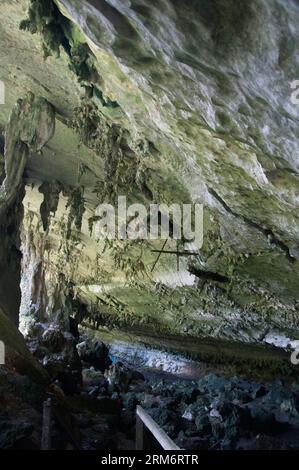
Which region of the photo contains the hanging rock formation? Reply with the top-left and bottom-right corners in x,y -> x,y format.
0,92 -> 55,325
0,0 -> 298,375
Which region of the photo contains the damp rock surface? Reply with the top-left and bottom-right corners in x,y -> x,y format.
0,0 -> 296,350
0,2 -> 298,440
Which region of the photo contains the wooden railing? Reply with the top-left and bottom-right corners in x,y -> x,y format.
135,405 -> 180,450
41,398 -> 52,450
41,397 -> 81,450
42,400 -> 180,450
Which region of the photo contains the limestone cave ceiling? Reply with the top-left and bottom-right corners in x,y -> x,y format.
0,0 -> 299,348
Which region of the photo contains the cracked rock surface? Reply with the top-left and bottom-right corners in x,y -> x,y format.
0,0 -> 298,372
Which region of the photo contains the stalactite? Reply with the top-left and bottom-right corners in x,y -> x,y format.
0,93 -> 55,324
39,180 -> 61,231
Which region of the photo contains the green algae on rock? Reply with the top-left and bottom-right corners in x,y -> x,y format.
0,0 -> 296,376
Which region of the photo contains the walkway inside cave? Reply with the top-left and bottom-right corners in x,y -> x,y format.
0,0 -> 299,454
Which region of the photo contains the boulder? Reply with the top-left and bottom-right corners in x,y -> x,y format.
41,326 -> 66,353
77,339 -> 111,372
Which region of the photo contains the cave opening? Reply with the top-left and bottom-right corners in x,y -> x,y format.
0,0 -> 298,456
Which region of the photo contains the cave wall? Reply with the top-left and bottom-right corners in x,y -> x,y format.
0,0 -> 298,355
0,93 -> 55,325
0,190 -> 24,325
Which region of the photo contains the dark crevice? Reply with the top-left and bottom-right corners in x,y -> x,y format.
207,186 -> 295,263
189,265 -> 230,283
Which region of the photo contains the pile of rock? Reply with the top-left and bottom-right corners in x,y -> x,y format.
28,324 -> 82,395
22,324 -> 299,450
133,374 -> 299,450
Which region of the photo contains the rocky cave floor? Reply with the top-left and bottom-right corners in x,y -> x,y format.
0,0 -> 299,454
1,322 -> 299,450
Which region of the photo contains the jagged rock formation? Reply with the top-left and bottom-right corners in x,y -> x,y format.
0,91 -> 55,325
0,91 -> 55,414
0,0 -> 298,375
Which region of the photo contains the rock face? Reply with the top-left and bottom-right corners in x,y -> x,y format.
77,338 -> 112,372
0,91 -> 55,325
0,0 -> 298,372
146,373 -> 299,450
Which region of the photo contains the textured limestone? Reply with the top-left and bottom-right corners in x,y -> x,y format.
0,91 -> 55,326
0,0 -> 298,366
1,92 -> 55,209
